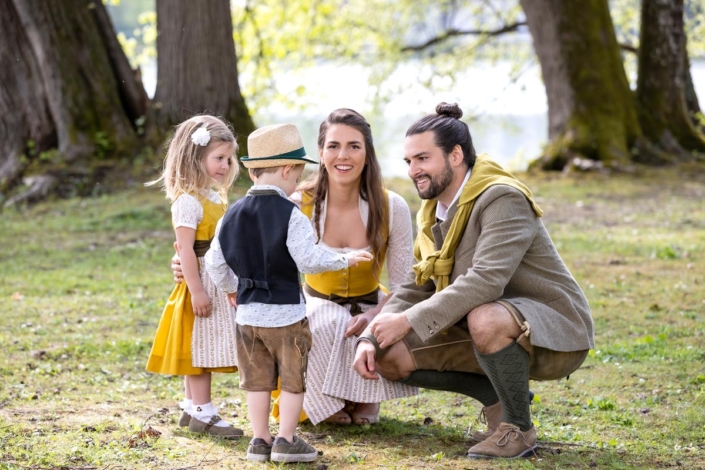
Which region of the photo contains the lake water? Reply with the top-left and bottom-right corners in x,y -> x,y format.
140,60 -> 705,177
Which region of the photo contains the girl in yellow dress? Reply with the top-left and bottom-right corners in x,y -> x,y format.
146,115 -> 242,438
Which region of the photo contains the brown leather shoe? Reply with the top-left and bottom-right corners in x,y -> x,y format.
178,410 -> 191,427
471,401 -> 502,441
188,415 -> 243,439
467,422 -> 538,459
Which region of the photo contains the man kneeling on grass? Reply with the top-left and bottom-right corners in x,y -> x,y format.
353,102 -> 595,459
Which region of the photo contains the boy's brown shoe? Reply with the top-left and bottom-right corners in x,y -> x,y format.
188,415 -> 243,439
247,438 -> 273,462
271,435 -> 318,463
467,422 -> 538,459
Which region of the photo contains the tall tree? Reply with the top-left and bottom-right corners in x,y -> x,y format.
0,0 -> 55,194
636,0 -> 705,157
684,51 -> 703,130
151,0 -> 255,152
1,0 -> 143,204
519,0 -> 643,170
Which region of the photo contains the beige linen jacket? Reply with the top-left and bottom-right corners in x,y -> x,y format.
383,185 -> 594,352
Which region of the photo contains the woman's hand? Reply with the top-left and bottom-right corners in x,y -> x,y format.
191,290 -> 211,317
226,292 -> 238,308
172,242 -> 184,283
345,293 -> 392,337
344,312 -> 373,337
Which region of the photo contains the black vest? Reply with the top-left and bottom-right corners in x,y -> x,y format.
219,189 -> 302,305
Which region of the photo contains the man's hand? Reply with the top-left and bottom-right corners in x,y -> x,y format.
172,242 -> 184,283
353,340 -> 379,380
226,292 -> 238,308
369,312 -> 412,349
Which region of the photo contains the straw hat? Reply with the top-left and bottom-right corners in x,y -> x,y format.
240,124 -> 318,168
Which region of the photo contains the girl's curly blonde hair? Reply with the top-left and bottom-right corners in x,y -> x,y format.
148,115 -> 240,203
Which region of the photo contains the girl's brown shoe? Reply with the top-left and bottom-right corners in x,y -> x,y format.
188,415 -> 243,439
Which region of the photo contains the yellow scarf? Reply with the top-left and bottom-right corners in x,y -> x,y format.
413,154 -> 543,291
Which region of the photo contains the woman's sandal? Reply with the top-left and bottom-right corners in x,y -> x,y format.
323,409 -> 352,425
352,403 -> 380,425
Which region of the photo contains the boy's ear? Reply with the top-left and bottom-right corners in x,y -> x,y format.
248,168 -> 256,182
281,165 -> 296,179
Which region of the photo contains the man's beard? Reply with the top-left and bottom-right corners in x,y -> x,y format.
414,158 -> 454,200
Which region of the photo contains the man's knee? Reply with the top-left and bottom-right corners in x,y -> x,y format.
376,341 -> 415,382
466,303 -> 521,352
466,303 -> 509,337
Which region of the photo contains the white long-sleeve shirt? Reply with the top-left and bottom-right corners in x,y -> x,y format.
205,185 -> 348,327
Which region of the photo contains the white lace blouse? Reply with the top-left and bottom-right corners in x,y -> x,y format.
290,190 -> 415,293
171,189 -> 222,230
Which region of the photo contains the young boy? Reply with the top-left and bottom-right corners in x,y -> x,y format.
205,123 -> 372,463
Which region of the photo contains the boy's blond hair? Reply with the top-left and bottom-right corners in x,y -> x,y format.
149,115 -> 239,203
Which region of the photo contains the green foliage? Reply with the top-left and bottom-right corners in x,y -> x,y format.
231,0 -> 703,111
231,0 -> 531,110
93,132 -> 112,159
654,245 -> 680,260
114,10 -> 156,69
685,0 -> 705,57
694,111 -> 705,128
106,0 -> 705,118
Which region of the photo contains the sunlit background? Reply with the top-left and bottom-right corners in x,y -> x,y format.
107,0 -> 705,176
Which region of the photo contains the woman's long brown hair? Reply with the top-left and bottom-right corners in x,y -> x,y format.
298,108 -> 388,275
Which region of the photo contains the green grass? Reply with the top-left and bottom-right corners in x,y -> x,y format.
1,165 -> 704,469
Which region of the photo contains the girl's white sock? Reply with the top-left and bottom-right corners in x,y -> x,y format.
192,402 -> 231,428
179,398 -> 193,414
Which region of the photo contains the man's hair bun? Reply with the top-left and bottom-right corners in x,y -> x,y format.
435,102 -> 463,119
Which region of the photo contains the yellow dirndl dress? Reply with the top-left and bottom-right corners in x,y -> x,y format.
146,196 -> 238,376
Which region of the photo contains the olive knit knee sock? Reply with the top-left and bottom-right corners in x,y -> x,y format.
398,369 -> 499,406
474,342 -> 532,431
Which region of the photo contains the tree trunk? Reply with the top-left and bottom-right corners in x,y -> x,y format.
684,53 -> 703,132
12,0 -> 139,164
520,0 -> 642,170
0,0 -> 56,192
91,0 -> 149,123
151,0 -> 255,153
636,0 -> 705,156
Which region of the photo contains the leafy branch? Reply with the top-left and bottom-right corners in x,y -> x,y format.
401,21 -> 527,52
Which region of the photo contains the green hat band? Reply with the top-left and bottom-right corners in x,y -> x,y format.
241,147 -> 307,161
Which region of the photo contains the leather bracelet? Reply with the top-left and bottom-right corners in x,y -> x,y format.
355,331 -> 386,359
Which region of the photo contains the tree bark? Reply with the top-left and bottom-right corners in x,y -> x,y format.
636,0 -> 705,156
151,0 -> 255,152
684,54 -> 703,133
0,0 -> 56,192
91,0 -> 149,123
12,0 -> 139,163
520,0 -> 642,170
